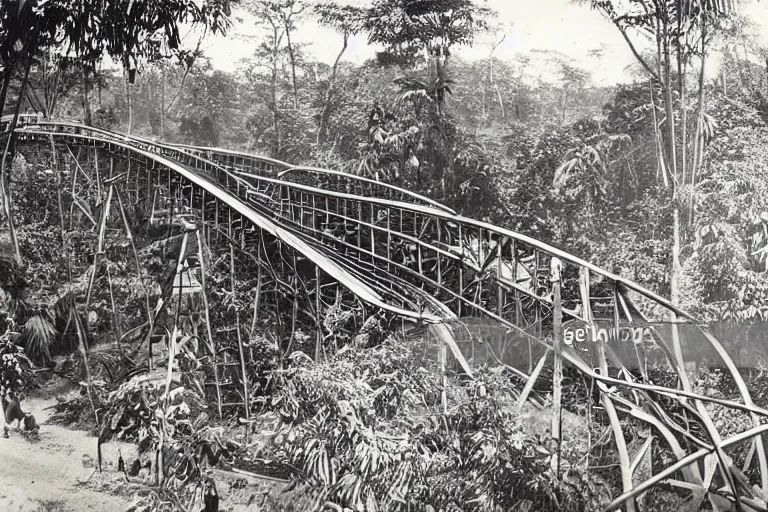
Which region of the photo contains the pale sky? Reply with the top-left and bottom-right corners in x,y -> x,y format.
196,0 -> 768,86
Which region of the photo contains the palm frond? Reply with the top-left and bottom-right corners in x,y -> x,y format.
20,312 -> 56,365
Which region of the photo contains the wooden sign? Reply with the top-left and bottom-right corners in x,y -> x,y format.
563,319 -> 654,350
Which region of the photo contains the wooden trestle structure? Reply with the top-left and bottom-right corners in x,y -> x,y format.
7,117 -> 768,511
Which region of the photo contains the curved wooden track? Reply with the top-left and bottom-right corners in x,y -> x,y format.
7,119 -> 768,511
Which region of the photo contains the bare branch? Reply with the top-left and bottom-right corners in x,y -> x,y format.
614,20 -> 661,82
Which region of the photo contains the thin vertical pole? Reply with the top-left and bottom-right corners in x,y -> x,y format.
250,239 -> 263,337
130,158 -> 137,203
106,264 -> 121,349
496,238 -> 503,315
458,224 -> 464,317
438,332 -> 447,413
386,209 -> 392,272
94,144 -> 101,199
357,203 -> 362,248
550,257 -> 563,479
85,184 -> 114,310
535,251 -> 541,338
436,221 -> 442,287
230,244 -> 250,425
69,151 -> 78,230
315,265 -> 322,361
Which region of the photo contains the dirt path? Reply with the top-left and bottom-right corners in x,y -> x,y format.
0,395 -> 137,512
0,387 -> 285,512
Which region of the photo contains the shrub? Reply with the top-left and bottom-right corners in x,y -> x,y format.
260,337 -> 610,511
0,326 -> 35,396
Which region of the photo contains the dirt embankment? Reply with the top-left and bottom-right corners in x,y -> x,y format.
0,393 -> 136,512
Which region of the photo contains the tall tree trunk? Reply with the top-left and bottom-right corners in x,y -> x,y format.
669,207 -> 690,385
495,85 -> 505,120
317,33 -> 348,144
679,61 -> 687,208
561,88 -> 568,124
487,35 -> 507,121
97,62 -> 103,108
124,68 -> 132,134
722,67 -> 727,97
82,65 -> 92,125
48,55 -> 62,118
271,24 -> 282,157
160,66 -> 166,138
285,22 -> 298,109
660,16 -> 690,391
272,61 -> 279,156
689,19 -> 707,225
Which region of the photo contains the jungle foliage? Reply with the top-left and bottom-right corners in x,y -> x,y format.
3,0 -> 768,511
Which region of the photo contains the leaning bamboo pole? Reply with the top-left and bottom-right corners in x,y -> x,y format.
84,184 -> 114,310
581,270 -> 635,512
159,228 -> 190,487
195,229 -> 223,419
620,287 -> 768,491
604,421 -> 768,512
230,244 -> 251,427
115,188 -> 153,341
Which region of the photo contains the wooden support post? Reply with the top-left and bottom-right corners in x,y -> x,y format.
311,194 -> 316,231
195,229 -> 223,419
69,150 -> 77,230
200,189 -> 206,225
534,251 -> 541,337
550,257 -> 563,478
417,243 -> 423,275
106,264 -> 121,348
579,267 -> 595,366
370,204 -> 376,256
315,265 -> 322,361
94,144 -> 101,199
357,203 -> 362,248
250,236 -> 263,337
458,224 -> 464,317
386,209 -> 392,272
436,221 -> 442,287
228,208 -> 233,239
214,200 -> 220,243
438,338 -> 447,412
477,228 -> 484,265
510,240 -> 528,371
130,158 -> 136,203
144,161 -> 152,214
496,238 -> 503,315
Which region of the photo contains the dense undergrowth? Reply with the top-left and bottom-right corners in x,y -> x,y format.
38,325 -> 768,512
258,337 -> 610,512
3,4 -> 768,510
